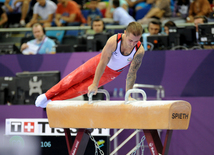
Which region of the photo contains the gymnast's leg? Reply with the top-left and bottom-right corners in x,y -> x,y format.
50,67 -> 122,101
35,66 -> 122,107
35,53 -> 101,107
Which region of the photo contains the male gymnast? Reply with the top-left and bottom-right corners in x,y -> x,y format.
35,21 -> 145,108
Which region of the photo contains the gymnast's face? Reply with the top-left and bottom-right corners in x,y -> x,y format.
124,31 -> 141,48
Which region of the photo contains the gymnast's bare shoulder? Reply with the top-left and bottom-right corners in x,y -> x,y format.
136,43 -> 145,56
102,34 -> 118,55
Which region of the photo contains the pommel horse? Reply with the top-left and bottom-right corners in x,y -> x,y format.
46,89 -> 191,155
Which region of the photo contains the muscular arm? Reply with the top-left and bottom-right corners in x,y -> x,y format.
88,35 -> 117,95
126,45 -> 145,93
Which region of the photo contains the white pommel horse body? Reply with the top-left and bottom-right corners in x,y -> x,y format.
46,89 -> 191,155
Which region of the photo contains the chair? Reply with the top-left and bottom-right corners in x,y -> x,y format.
49,36 -> 60,45
46,30 -> 65,43
65,30 -> 80,36
62,36 -> 78,52
56,44 -> 72,53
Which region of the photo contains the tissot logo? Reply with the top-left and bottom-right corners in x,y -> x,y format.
6,119 -> 110,136
11,122 -> 22,132
24,122 -> 35,133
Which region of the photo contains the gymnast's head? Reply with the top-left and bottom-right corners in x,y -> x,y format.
124,22 -> 143,48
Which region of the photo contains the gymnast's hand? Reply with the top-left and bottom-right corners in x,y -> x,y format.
88,83 -> 98,96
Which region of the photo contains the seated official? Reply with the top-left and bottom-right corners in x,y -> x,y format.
163,20 -> 176,35
142,19 -> 162,50
194,16 -> 214,49
75,18 -> 112,52
86,18 -> 106,35
194,16 -> 208,43
20,23 -> 56,54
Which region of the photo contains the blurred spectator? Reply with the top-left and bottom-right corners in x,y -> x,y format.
210,0 -> 214,19
193,15 -> 214,49
194,15 -> 208,42
112,0 -> 135,25
84,0 -> 108,17
138,0 -> 171,24
148,19 -> 162,35
54,0 -> 86,26
0,7 -> 8,27
105,0 -> 128,18
164,20 -> 176,34
173,0 -> 190,19
75,18 -> 111,51
87,0 -> 103,26
211,0 -> 214,11
142,19 -> 161,51
126,0 -> 152,11
72,0 -> 85,9
3,0 -> 31,26
20,23 -> 56,54
186,0 -> 211,23
26,0 -> 57,27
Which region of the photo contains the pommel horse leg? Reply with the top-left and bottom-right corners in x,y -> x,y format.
64,128 -> 93,155
143,129 -> 173,155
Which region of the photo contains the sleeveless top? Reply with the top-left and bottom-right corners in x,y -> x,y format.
107,33 -> 141,71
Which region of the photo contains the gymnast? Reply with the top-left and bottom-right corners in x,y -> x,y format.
35,21 -> 145,108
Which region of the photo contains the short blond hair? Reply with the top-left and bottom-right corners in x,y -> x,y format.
126,22 -> 143,36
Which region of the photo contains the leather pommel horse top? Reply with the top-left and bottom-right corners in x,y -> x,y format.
46,100 -> 191,130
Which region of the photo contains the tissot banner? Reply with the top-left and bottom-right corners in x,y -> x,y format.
5,118 -> 110,136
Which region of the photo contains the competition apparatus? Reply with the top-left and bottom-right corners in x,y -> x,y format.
46,89 -> 191,155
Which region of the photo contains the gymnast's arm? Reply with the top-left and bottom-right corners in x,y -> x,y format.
126,45 -> 145,98
88,35 -> 117,95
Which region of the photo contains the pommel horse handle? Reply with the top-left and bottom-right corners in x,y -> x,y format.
88,89 -> 110,104
125,89 -> 147,104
